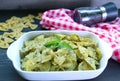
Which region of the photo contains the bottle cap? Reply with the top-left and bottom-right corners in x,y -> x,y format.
101,2 -> 118,22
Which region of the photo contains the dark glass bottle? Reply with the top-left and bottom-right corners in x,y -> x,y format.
73,2 -> 118,26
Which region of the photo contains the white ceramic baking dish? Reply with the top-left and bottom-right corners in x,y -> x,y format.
7,30 -> 113,80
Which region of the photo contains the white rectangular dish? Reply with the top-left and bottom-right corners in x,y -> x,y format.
7,30 -> 113,80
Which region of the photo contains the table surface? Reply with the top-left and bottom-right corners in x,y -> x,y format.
0,10 -> 120,81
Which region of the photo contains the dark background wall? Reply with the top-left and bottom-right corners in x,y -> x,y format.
0,0 -> 90,10
0,0 -> 119,10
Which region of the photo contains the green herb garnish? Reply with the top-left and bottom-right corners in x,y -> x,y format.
44,34 -> 72,50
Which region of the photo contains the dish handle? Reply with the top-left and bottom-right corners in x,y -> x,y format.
100,39 -> 113,60
7,41 -> 18,61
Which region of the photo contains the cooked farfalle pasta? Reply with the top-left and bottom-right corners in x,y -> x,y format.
20,34 -> 102,71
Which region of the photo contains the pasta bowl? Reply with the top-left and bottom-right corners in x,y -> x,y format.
7,30 -> 113,80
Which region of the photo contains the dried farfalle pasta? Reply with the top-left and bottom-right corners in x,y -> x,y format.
0,12 -> 42,48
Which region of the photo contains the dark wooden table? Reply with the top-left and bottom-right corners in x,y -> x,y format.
0,10 -> 120,81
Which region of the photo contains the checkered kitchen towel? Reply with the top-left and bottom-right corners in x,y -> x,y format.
40,8 -> 120,63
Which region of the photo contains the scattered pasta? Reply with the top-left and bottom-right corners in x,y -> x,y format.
20,34 -> 102,71
0,13 -> 42,48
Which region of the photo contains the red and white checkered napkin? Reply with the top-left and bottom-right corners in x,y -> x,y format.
40,8 -> 120,63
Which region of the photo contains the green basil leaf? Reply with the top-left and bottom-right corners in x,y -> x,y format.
59,41 -> 73,50
55,34 -> 61,42
44,40 -> 58,47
